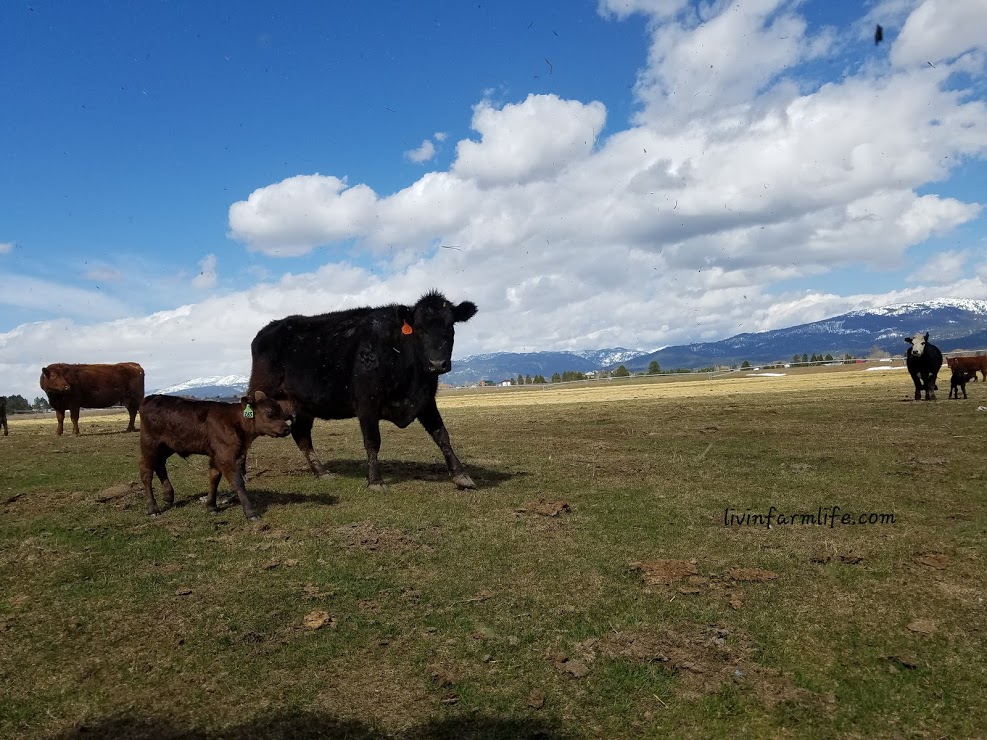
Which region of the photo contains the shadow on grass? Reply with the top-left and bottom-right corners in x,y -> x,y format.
49,709 -> 575,739
284,458 -> 525,490
164,490 -> 339,516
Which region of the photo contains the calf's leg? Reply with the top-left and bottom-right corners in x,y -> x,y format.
206,464 -> 223,514
217,459 -> 259,520
418,399 -> 475,489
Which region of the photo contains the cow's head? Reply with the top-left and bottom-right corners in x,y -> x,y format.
241,390 -> 293,438
40,366 -> 71,393
904,332 -> 930,357
402,290 -> 478,374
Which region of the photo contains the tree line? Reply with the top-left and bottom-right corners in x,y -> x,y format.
2,395 -> 52,412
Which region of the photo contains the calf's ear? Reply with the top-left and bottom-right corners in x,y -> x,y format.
904,337 -> 913,345
251,390 -> 268,402
453,300 -> 478,323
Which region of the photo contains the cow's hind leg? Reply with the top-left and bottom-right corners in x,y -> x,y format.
359,416 -> 385,490
70,407 -> 81,435
125,403 -> 138,432
418,399 -> 475,489
291,412 -> 332,478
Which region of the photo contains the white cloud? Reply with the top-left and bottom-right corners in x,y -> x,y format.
892,0 -> 987,67
192,254 -> 218,289
405,139 -> 436,163
434,131 -> 448,142
0,242 -> 13,254
84,267 -> 124,282
906,249 -> 970,283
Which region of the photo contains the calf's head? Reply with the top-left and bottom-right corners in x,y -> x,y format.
904,332 -> 931,357
402,290 -> 478,374
40,366 -> 71,393
242,391 -> 293,437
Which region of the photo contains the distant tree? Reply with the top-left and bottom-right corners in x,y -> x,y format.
6,394 -> 30,412
741,360 -> 751,369
801,353 -> 809,364
32,396 -> 51,411
791,354 -> 801,365
843,353 -> 854,363
532,375 -> 546,384
647,360 -> 661,374
868,345 -> 891,359
524,374 -> 532,385
517,374 -> 524,385
824,353 -> 834,362
551,372 -> 561,383
613,365 -> 631,377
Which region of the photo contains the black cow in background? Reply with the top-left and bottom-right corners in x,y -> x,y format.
905,333 -> 943,401
0,396 -> 7,436
249,289 -> 478,489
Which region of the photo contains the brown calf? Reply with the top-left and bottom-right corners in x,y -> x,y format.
138,391 -> 292,520
946,355 -> 987,383
40,362 -> 145,435
0,396 -> 7,436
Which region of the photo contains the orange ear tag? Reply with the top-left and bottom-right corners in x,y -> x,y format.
401,321 -> 414,335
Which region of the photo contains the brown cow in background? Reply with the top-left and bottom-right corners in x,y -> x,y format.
0,396 -> 7,436
40,362 -> 145,435
946,355 -> 987,383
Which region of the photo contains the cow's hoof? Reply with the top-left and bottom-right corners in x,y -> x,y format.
317,471 -> 337,480
367,482 -> 387,492
247,515 -> 260,522
452,473 -> 476,489
208,508 -> 219,516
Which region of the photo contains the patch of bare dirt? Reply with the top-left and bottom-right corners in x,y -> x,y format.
630,559 -> 699,585
914,552 -> 951,570
94,481 -> 141,504
333,522 -> 432,554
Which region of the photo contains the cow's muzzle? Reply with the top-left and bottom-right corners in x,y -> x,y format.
428,359 -> 451,374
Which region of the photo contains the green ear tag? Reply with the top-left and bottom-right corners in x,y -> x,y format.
243,404 -> 254,419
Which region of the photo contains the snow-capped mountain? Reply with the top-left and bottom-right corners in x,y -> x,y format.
623,299 -> 987,371
152,300 -> 987,396
153,374 -> 249,399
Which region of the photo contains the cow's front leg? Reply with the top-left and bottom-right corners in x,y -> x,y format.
418,400 -> 475,489
910,372 -> 923,401
359,416 -> 385,489
70,407 -> 81,435
291,412 -> 333,478
55,409 -> 65,436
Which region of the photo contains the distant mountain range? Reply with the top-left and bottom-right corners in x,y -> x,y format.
153,299 -> 987,398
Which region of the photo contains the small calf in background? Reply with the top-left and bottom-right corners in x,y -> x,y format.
139,391 -> 292,520
949,369 -> 977,400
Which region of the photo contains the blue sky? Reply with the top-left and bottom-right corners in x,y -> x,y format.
2,0 -> 986,398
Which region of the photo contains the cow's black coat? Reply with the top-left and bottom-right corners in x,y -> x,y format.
905,333 -> 944,401
248,290 -> 478,488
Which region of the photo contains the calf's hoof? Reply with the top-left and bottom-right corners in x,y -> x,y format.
317,471 -> 337,480
452,473 -> 477,489
367,482 -> 387,492
247,514 -> 260,522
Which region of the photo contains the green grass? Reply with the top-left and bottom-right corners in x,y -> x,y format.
1,374 -> 986,739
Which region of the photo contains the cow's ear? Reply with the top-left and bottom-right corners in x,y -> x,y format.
42,366 -> 50,378
397,306 -> 414,327
923,332 -> 929,341
904,337 -> 913,345
453,301 -> 478,323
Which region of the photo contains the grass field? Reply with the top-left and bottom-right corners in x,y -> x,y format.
1,368 -> 985,739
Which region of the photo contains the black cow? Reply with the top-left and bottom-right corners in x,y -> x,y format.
249,289 -> 478,489
905,333 -> 943,401
949,369 -> 976,400
0,396 -> 7,436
